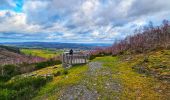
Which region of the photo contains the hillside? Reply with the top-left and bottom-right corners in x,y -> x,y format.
0,45 -> 45,65
32,49 -> 169,100
0,49 -> 169,99
0,45 -> 20,53
0,46 -> 22,65
90,20 -> 170,56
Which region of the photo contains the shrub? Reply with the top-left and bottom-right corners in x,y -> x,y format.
0,76 -> 52,99
132,65 -> 150,75
4,65 -> 19,76
89,53 -> 107,60
135,49 -> 143,54
35,59 -> 61,69
143,57 -> 149,63
119,51 -> 124,55
0,89 -> 17,100
53,71 -> 61,77
0,64 -> 20,81
89,55 -> 96,60
62,70 -> 68,75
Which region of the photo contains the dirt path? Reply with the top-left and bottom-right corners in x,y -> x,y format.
58,62 -> 122,100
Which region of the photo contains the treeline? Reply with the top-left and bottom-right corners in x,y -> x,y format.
90,20 -> 170,58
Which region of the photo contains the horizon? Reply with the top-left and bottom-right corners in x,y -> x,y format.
0,41 -> 112,44
0,0 -> 170,43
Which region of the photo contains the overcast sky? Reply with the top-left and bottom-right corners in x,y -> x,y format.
0,0 -> 170,43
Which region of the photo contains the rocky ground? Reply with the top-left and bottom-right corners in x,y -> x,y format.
59,62 -> 122,100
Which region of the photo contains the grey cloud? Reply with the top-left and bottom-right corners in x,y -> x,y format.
1,0 -> 170,43
24,0 -> 83,25
129,0 -> 170,17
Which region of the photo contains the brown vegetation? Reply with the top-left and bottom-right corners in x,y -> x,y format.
90,20 -> 170,56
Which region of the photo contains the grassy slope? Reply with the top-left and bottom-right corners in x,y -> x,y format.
33,64 -> 88,99
94,55 -> 169,99
21,49 -> 63,59
13,49 -> 169,99
35,50 -> 170,100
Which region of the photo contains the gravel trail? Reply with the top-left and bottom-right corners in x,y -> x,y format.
59,61 -> 122,100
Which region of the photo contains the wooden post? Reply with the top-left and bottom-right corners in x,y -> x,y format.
84,55 -> 86,63
70,55 -> 72,65
62,54 -> 64,67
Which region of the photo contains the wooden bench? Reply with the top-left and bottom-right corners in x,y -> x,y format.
62,52 -> 89,68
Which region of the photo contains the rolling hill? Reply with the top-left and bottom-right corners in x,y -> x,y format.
0,45 -> 45,65
0,42 -> 111,49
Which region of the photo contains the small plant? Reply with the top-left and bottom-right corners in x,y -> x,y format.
89,55 -> 96,60
143,56 -> 149,63
119,51 -> 124,55
62,70 -> 68,75
53,71 -> 61,77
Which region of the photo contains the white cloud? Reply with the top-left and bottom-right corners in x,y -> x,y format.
0,0 -> 170,43
0,10 -> 42,34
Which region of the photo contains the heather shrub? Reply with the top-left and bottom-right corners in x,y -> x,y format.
0,64 -> 20,81
0,76 -> 52,100
35,59 -> 61,69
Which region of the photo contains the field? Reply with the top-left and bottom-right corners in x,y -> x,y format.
21,49 -> 63,59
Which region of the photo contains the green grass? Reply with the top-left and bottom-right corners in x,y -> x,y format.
21,49 -> 63,58
34,50 -> 169,99
5,49 -> 169,99
92,54 -> 169,100
33,64 -> 88,99
0,76 -> 52,100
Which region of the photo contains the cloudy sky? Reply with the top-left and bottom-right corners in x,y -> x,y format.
0,0 -> 170,43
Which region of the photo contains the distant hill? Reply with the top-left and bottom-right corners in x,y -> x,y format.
0,42 -> 111,49
0,45 -> 45,65
0,46 -> 23,65
0,45 -> 20,53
